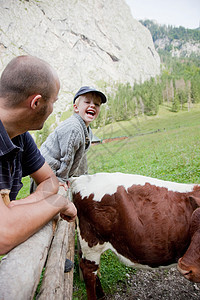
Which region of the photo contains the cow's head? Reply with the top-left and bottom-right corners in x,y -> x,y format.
177,207 -> 200,282
178,256 -> 200,282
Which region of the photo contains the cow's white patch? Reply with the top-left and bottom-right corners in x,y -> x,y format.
70,172 -> 195,202
77,223 -> 110,264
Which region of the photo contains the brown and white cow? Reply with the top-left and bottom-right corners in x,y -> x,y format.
70,172 -> 200,300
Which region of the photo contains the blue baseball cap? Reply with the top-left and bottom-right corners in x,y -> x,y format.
73,86 -> 107,104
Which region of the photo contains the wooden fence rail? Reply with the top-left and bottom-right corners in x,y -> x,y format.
0,187 -> 75,300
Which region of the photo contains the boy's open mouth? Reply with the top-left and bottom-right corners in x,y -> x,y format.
87,110 -> 95,116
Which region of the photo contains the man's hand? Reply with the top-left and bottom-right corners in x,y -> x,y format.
60,200 -> 77,222
59,180 -> 70,191
57,181 -> 76,222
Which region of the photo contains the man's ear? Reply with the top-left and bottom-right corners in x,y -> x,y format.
73,103 -> 79,113
30,95 -> 42,110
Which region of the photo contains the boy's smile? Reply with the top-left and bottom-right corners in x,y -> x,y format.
74,92 -> 101,126
87,108 -> 95,116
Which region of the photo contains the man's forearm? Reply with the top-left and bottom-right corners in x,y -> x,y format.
0,193 -> 76,255
9,175 -> 60,207
30,162 -> 60,197
35,173 -> 59,196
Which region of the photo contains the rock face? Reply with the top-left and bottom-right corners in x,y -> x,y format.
0,0 -> 160,112
155,38 -> 200,57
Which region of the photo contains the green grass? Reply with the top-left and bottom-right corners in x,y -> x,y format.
88,104 -> 200,183
88,125 -> 200,183
92,104 -> 200,140
16,103 -> 200,298
17,176 -> 30,199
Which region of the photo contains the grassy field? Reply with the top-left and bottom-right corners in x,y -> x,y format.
88,104 -> 200,183
16,104 -> 200,299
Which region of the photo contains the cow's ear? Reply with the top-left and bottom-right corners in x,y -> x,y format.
189,196 -> 200,208
189,207 -> 200,236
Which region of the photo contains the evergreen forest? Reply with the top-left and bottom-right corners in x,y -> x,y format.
91,22 -> 200,129
140,19 -> 200,43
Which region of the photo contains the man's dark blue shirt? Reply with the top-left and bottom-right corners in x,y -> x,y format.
0,120 -> 45,200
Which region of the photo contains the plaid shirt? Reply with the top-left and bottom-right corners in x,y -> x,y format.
0,120 -> 45,200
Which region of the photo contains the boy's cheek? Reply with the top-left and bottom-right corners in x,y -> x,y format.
96,109 -> 101,117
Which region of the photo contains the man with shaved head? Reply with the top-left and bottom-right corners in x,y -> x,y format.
0,55 -> 77,255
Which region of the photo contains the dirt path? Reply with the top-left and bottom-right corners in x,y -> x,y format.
106,267 -> 200,299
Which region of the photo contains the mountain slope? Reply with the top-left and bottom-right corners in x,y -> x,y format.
0,0 -> 160,113
140,20 -> 200,57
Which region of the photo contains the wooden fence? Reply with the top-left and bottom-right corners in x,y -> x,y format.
0,187 -> 75,300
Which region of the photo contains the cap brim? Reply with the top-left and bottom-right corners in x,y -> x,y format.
74,88 -> 107,103
95,91 -> 107,103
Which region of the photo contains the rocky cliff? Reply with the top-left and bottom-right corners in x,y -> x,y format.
155,38 -> 200,57
0,0 -> 160,113
140,20 -> 200,58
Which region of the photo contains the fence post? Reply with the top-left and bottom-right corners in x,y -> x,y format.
0,222 -> 53,300
64,222 -> 76,299
36,186 -> 75,300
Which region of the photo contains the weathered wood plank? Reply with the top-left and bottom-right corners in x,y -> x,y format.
0,221 -> 53,300
64,222 -> 76,300
36,219 -> 69,300
0,189 -> 10,206
37,186 -> 75,300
